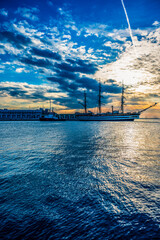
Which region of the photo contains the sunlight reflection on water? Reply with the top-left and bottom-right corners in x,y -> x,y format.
0,120 -> 159,239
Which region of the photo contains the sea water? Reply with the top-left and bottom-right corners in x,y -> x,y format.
0,120 -> 159,239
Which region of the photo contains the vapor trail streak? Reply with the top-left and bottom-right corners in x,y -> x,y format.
121,0 -> 135,47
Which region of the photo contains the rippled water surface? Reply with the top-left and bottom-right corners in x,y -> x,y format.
0,120 -> 160,239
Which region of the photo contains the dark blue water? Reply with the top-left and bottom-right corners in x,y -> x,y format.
0,120 -> 160,239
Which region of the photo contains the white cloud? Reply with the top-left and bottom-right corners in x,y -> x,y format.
15,68 -> 23,73
0,48 -> 5,54
57,7 -> 77,32
15,7 -> 39,21
83,24 -> 108,37
57,7 -> 73,22
104,41 -> 122,50
0,8 -> 8,16
88,48 -> 94,54
152,21 -> 160,26
1,43 -> 23,55
0,65 -> 5,73
95,26 -> 160,106
82,25 -> 149,43
62,35 -> 71,40
15,68 -> 29,73
103,53 -> 111,57
58,7 -> 65,16
65,24 -> 78,31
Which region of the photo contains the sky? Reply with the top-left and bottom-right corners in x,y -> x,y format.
0,0 -> 159,117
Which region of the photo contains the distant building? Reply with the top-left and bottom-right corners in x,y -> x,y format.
0,109 -> 43,121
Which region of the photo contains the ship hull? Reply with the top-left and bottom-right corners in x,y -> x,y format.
39,118 -> 65,121
76,114 -> 140,121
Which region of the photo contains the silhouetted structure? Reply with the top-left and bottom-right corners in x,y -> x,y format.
0,109 -> 43,121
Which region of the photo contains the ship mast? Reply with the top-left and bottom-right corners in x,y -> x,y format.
50,100 -> 52,112
79,91 -> 87,113
121,81 -> 125,114
84,91 -> 87,113
98,82 -> 102,114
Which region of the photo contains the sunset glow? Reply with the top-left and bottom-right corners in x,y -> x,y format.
0,0 -> 159,117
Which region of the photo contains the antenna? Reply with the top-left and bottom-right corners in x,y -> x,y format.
121,81 -> 125,113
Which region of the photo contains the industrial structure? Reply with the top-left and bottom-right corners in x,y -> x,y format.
0,109 -> 43,121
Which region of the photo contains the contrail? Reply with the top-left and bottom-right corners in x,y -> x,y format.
121,0 -> 135,47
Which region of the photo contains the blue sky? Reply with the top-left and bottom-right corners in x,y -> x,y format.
0,0 -> 159,116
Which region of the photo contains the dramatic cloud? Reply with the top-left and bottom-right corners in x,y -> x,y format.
97,27 -> 160,86
47,74 -> 121,97
30,47 -> 62,61
55,60 -> 98,74
20,56 -> 54,69
0,0 -> 159,116
0,31 -> 32,49
0,82 -> 67,107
